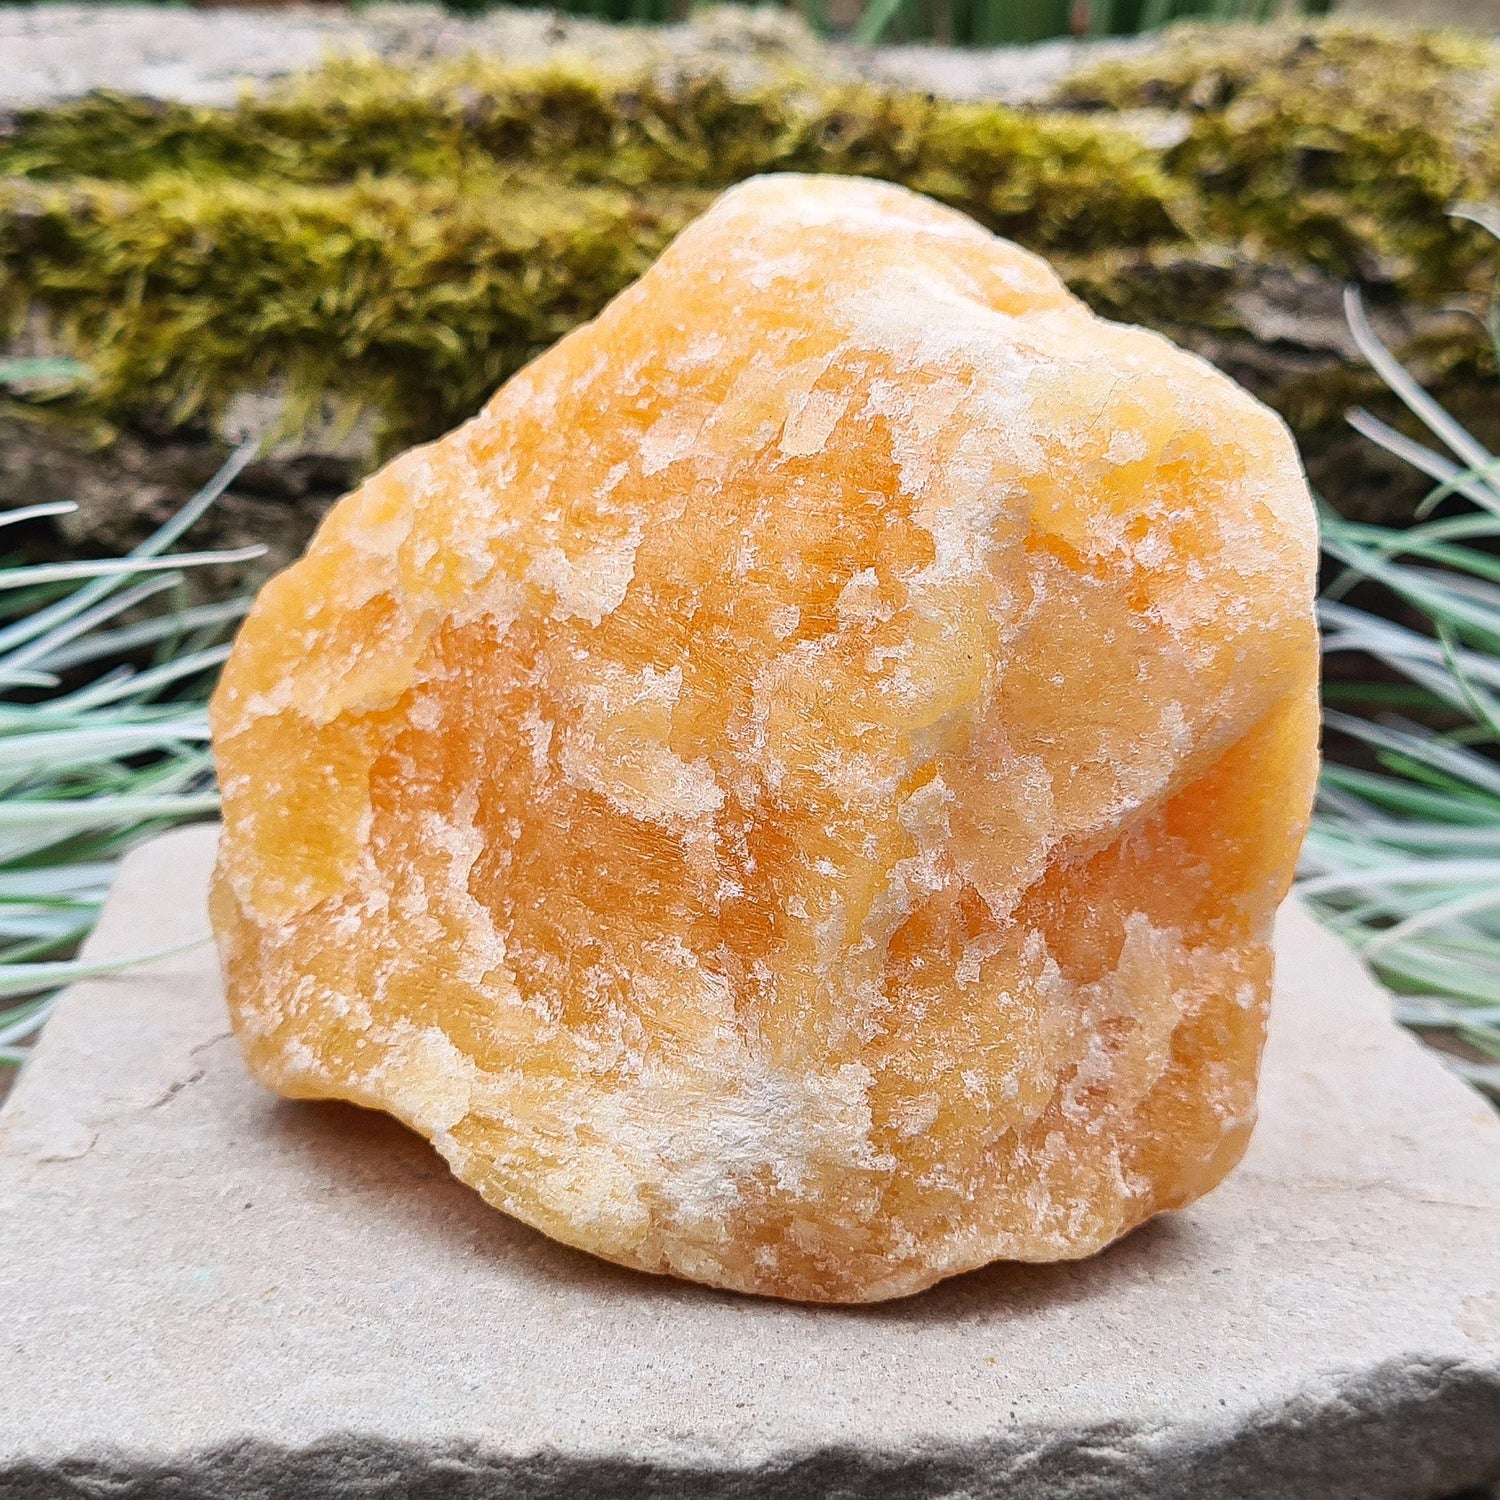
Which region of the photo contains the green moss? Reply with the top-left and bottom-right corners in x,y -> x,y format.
0,60 -> 1182,245
1060,23 -> 1500,296
0,170 -> 711,453
0,56 -> 1184,448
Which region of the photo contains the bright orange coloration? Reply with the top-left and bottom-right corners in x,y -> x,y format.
210,174 -> 1319,1303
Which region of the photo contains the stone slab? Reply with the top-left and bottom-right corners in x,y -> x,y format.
0,824 -> 1497,1499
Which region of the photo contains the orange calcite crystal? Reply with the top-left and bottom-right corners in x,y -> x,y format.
210,174 -> 1319,1303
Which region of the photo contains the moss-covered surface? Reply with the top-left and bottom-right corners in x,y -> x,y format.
3,169 -> 714,449
3,18 -> 1499,520
0,58 -> 1187,454
1059,23 -> 1500,296
0,59 -> 1183,223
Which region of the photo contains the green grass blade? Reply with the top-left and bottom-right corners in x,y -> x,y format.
853,0 -> 911,45
1343,288 -> 1496,478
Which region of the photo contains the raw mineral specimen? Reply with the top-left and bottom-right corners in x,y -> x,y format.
210,173 -> 1319,1303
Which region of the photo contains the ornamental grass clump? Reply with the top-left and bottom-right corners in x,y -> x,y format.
0,414 -> 259,1074
1302,220 -> 1500,1101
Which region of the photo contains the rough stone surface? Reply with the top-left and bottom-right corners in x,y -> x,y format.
0,823 -> 1498,1497
209,172 -> 1321,1304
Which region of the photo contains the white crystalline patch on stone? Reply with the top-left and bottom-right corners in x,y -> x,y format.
955,930 -> 1004,988
370,1022 -> 478,1136
639,405 -> 711,477
898,775 -> 956,844
745,249 -> 814,293
269,1035 -> 331,1087
847,268 -> 1033,390
239,678 -> 311,727
561,664 -> 724,824
346,450 -> 424,563
407,691 -> 442,732
468,1013 -> 893,1273
520,707 -> 554,777
679,331 -> 728,367
834,567 -> 888,626
780,389 -> 851,457
527,512 -> 645,627
705,352 -> 837,469
890,1092 -> 941,1139
420,793 -> 510,989
633,1056 -> 889,1227
1104,427 -> 1150,466
768,602 -> 801,640
716,175 -> 991,251
507,1121 -> 654,1247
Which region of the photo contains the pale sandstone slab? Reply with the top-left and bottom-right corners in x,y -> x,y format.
0,823 -> 1497,1498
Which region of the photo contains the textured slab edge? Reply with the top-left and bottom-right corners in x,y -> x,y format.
2,1358 -> 1496,1499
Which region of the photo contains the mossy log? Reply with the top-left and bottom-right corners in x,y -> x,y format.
3,19 -> 1498,576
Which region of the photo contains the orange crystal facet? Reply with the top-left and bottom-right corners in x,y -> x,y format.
210,174 -> 1319,1303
